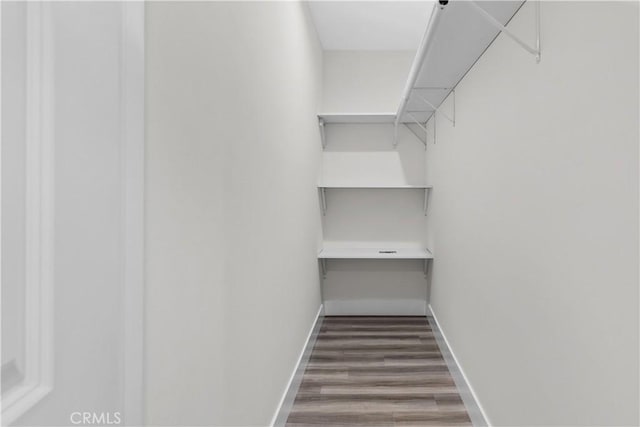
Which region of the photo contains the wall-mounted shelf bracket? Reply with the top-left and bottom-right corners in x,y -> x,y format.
469,0 -> 541,63
424,258 -> 431,279
320,258 -> 327,279
416,92 -> 455,127
423,188 -> 431,215
403,123 -> 427,149
318,118 -> 327,148
401,112 -> 428,148
319,187 -> 327,215
432,116 -> 437,145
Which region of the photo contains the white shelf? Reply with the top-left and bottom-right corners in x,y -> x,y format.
396,1 -> 526,127
318,113 -> 396,124
316,113 -> 424,148
318,246 -> 433,260
318,184 -> 432,189
317,113 -> 430,125
318,185 -> 432,216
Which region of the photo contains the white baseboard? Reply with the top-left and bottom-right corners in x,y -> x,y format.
324,299 -> 426,316
427,304 -> 491,427
270,304 -> 324,427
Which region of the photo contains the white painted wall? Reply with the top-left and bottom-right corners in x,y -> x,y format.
425,2 -> 639,425
323,51 -> 413,113
145,2 -> 323,425
3,2 -> 144,425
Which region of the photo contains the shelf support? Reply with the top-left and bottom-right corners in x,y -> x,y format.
318,118 -> 327,149
424,259 -> 432,279
469,0 -> 541,63
423,188 -> 431,216
416,92 -> 455,126
319,187 -> 327,215
406,113 -> 429,132
320,258 -> 327,279
403,123 -> 427,149
433,116 -> 437,145
401,112 -> 428,148
393,121 -> 399,148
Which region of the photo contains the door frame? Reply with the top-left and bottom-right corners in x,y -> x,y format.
1,3 -> 146,425
1,3 -> 55,424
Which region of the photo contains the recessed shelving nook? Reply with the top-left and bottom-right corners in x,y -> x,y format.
317,113 -> 433,315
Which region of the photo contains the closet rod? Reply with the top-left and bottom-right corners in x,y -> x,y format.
394,0 -> 449,146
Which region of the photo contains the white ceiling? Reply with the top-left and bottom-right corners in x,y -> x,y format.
307,1 -> 436,51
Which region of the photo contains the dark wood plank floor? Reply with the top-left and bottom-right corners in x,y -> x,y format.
285,316 -> 471,427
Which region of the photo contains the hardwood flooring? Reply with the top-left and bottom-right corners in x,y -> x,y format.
285,316 -> 471,427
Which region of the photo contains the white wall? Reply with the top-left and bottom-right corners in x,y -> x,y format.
323,50 -> 412,113
145,3 -> 228,423
145,2 -> 323,425
425,2 -> 639,425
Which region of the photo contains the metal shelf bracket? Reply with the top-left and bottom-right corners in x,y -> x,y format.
416,91 -> 455,127
318,118 -> 327,148
424,259 -> 431,279
433,117 -> 437,145
319,187 -> 327,215
423,188 -> 431,216
470,0 -> 541,63
400,112 -> 428,148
